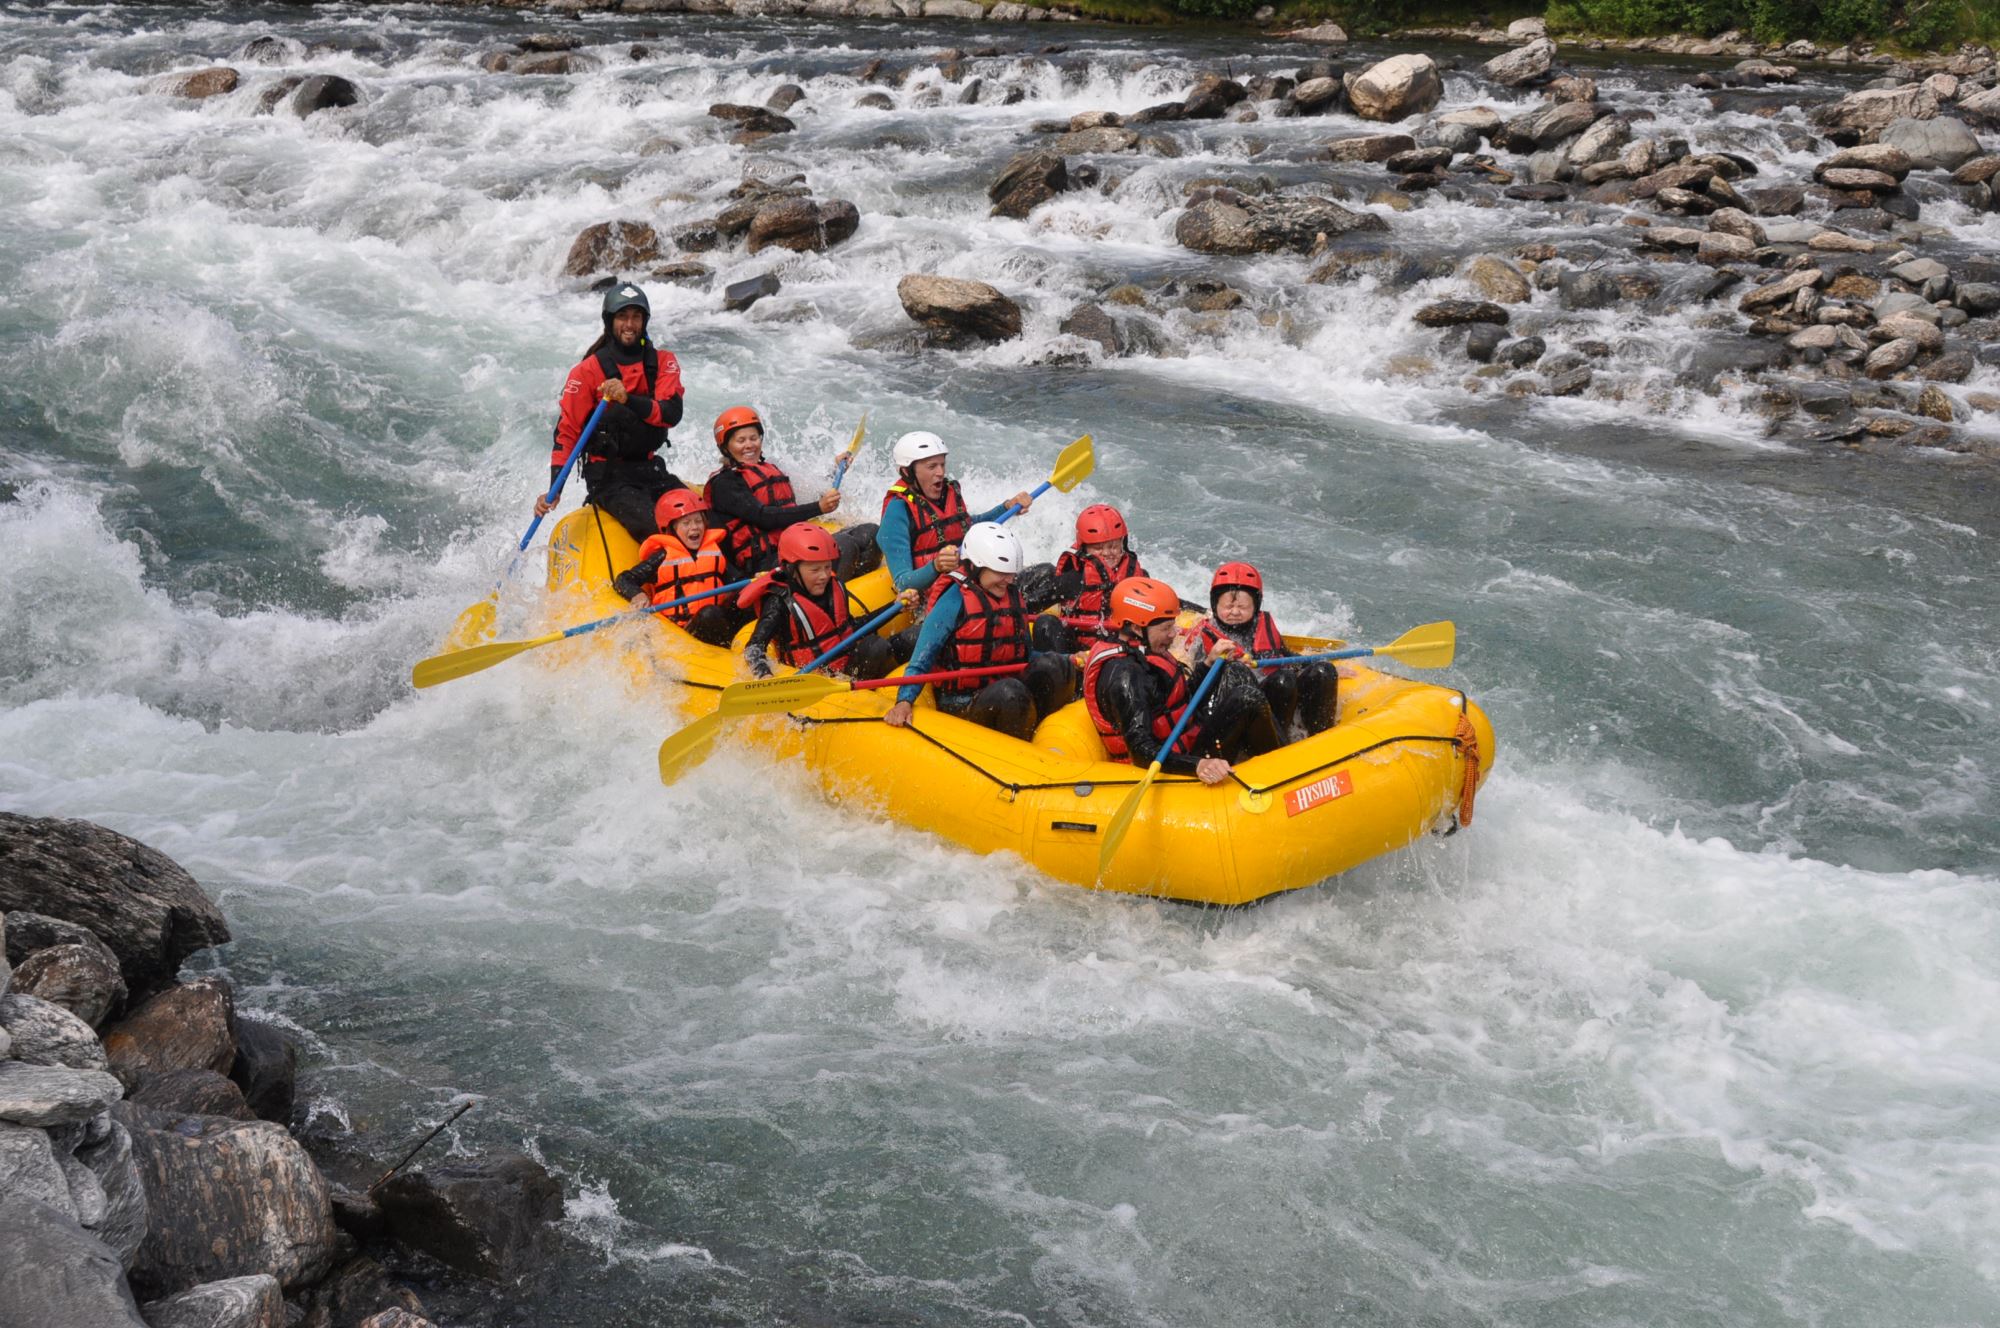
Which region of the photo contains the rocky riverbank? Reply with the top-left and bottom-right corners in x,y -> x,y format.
0,815 -> 566,1328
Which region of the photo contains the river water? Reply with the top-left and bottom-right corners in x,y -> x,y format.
4,3 -> 1999,1324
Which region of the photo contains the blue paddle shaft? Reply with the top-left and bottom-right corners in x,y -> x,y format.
1250,646 -> 1374,669
562,577 -> 756,641
996,478 -> 1054,524
518,399 -> 608,551
1153,657 -> 1230,764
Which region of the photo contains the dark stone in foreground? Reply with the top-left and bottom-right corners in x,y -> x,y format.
290,75 -> 357,118
0,1197 -> 148,1328
722,273 -> 781,312
228,1020 -> 298,1126
376,1153 -> 564,1284
0,814 -> 231,999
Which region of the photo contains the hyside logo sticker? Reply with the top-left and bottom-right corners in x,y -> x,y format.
1283,769 -> 1353,817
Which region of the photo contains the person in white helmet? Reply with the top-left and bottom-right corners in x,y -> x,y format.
877,431 -> 1036,598
883,522 -> 1079,741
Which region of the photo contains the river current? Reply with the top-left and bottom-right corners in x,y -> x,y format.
3,3 -> 1999,1324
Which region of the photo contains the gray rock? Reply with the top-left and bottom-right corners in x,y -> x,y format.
1865,337 -> 1919,378
1383,146 -> 1453,174
1809,85 -> 1941,132
1058,303 -> 1124,355
0,1198 -> 148,1328
988,149 -> 1068,218
1176,194 -> 1384,256
1558,269 -> 1623,310
1957,282 -> 2000,313
1054,125 -> 1139,154
140,1274 -> 284,1328
0,1061 -> 123,1127
1819,143 -> 1912,179
1878,116 -> 1984,171
10,943 -> 128,1029
1328,132 -> 1415,162
77,1122 -> 147,1268
377,1153 -> 564,1284
1565,114 -> 1631,169
1500,100 -> 1596,153
897,274 -> 1022,342
765,83 -> 804,111
0,816 -> 230,1000
0,1119 -> 76,1218
296,1253 -> 425,1328
289,75 -> 357,118
1891,257 -> 1949,284
62,1144 -> 109,1228
5,911 -> 119,968
706,103 -> 795,135
1465,323 -> 1505,361
1282,76 -> 1342,116
1483,37 -> 1554,88
1497,335 -> 1547,367
123,1112 -> 335,1298
1180,74 -> 1247,120
721,274 -> 781,312
1875,291 -> 1940,321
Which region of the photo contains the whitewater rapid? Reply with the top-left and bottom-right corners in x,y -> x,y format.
4,4 -> 1999,1324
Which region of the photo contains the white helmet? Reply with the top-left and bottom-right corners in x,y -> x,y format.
892,431 -> 949,470
960,522 -> 1023,574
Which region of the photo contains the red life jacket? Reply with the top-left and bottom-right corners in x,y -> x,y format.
634,528 -> 730,623
1198,611 -> 1284,659
1056,545 -> 1142,641
549,346 -> 670,469
775,579 -> 856,670
882,477 -> 970,567
1083,642 -> 1194,762
924,570 -> 1031,694
707,460 -> 797,568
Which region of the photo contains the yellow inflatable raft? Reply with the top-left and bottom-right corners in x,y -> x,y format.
534,505 -> 1495,907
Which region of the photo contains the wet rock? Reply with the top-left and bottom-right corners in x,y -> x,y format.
1059,303 -> 1124,355
1879,116 -> 1983,172
1496,335 -> 1546,368
1505,183 -> 1569,202
898,275 -> 1022,342
226,1021 -> 297,1127
1565,115 -> 1630,169
561,220 -> 661,279
1054,125 -> 1138,154
1548,75 -> 1598,103
1698,231 -> 1757,263
376,1153 -> 564,1284
1543,354 -> 1593,396
123,1110 -> 336,1298
1176,194 -> 1384,256
1865,337 -> 1919,377
1344,53 -> 1442,123
1925,350 -> 1974,382
1960,86 -> 2000,126
1638,224 -> 1706,251
721,274 -> 781,312
10,943 -> 127,1029
1483,37 -> 1554,88
1414,300 -> 1509,327
1634,161 -> 1718,199
140,1274 -> 283,1328
1821,143 -> 1913,178
1126,100 -> 1185,125
765,83 -> 804,112
747,197 -> 860,254
1308,239 -> 1452,288
6,910 -> 116,966
1329,132 -> 1415,162
511,52 -> 596,76
1820,166 -> 1903,192
1383,146 -> 1453,174
1465,323 -> 1505,361
160,67 -> 240,99
0,1198 -> 148,1328
649,260 -> 711,285
1281,76 -> 1342,117
1,993 -> 110,1071
0,1061 -> 124,1127
1891,256 -> 1949,286
854,90 -> 895,110
1916,384 -> 1958,420
132,1069 -> 254,1121
102,976 -> 236,1093
1656,185 -> 1718,214
1181,74 -> 1247,120
1875,313 -> 1945,350
1499,100 -> 1596,152
0,1120 -> 74,1217
77,1121 -> 147,1267
0,815 -> 231,1000
289,75 -> 357,118
1957,282 -> 2000,314
1739,267 -> 1826,312
1557,269 -> 1622,310
298,1253 -> 426,1328
707,103 -> 795,134
988,149 -> 1068,218
1461,255 -> 1530,303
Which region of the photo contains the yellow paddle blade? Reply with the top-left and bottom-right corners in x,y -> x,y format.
448,596 -> 498,649
716,673 -> 851,717
1047,434 -> 1095,493
1097,758 -> 1164,878
656,712 -> 727,787
1372,621 -> 1456,669
411,631 -> 564,689
1282,632 -> 1346,655
841,413 -> 867,462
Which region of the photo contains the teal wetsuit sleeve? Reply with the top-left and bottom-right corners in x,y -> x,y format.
971,501 -> 1008,525
897,595 -> 964,705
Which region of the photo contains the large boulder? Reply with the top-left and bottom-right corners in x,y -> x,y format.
745,197 -> 860,254
1176,194 -> 1385,256
1809,85 -> 1940,132
1282,76 -> 1342,116
1344,54 -> 1442,123
897,275 -> 1023,342
561,221 -> 662,278
140,1275 -> 284,1328
289,75 -> 357,118
227,1021 -> 297,1126
1500,100 -> 1597,153
1565,115 -> 1631,169
1960,86 -> 2000,126
376,1153 -> 564,1284
1,992 -> 112,1071
9,943 -> 128,1029
123,1111 -> 336,1298
1878,116 -> 1984,171
988,149 -> 1068,218
0,1061 -> 124,1128
1484,37 -> 1554,88
102,977 -> 236,1093
0,815 -> 230,1000
0,1198 -> 149,1328
1181,74 -> 1247,120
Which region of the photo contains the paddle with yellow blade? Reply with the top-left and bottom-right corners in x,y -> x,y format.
658,434 -> 1097,786
712,663 -> 1029,718
830,413 -> 867,489
1096,621 -> 1458,877
412,577 -> 756,689
449,400 -> 608,645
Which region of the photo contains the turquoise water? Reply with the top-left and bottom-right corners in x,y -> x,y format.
3,5 -> 1999,1323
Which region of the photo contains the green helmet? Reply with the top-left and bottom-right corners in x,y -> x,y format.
602,282 -> 650,324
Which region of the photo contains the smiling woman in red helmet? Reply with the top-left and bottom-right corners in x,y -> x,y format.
1082,576 -> 1280,786
536,283 -> 688,540
883,522 -> 1078,741
610,488 -> 751,647
1200,561 -> 1339,738
1046,502 -> 1146,653
705,406 -> 881,578
741,523 -> 911,682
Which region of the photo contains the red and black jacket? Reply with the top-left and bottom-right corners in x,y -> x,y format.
882,477 -> 971,567
924,570 -> 1032,694
1083,642 -> 1198,766
1054,545 -> 1144,644
705,461 -> 820,571
744,575 -> 863,673
550,343 -> 685,485
1198,611 -> 1285,660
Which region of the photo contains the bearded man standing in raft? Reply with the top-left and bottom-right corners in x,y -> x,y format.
534,283 -> 687,541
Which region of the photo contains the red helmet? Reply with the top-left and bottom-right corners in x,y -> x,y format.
1075,503 -> 1129,545
714,405 -> 763,450
1105,576 -> 1181,632
777,522 -> 839,565
1211,561 -> 1263,609
653,489 -> 709,528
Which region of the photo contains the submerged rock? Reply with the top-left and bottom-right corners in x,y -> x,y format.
376,1153 -> 564,1284
722,273 -> 781,312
